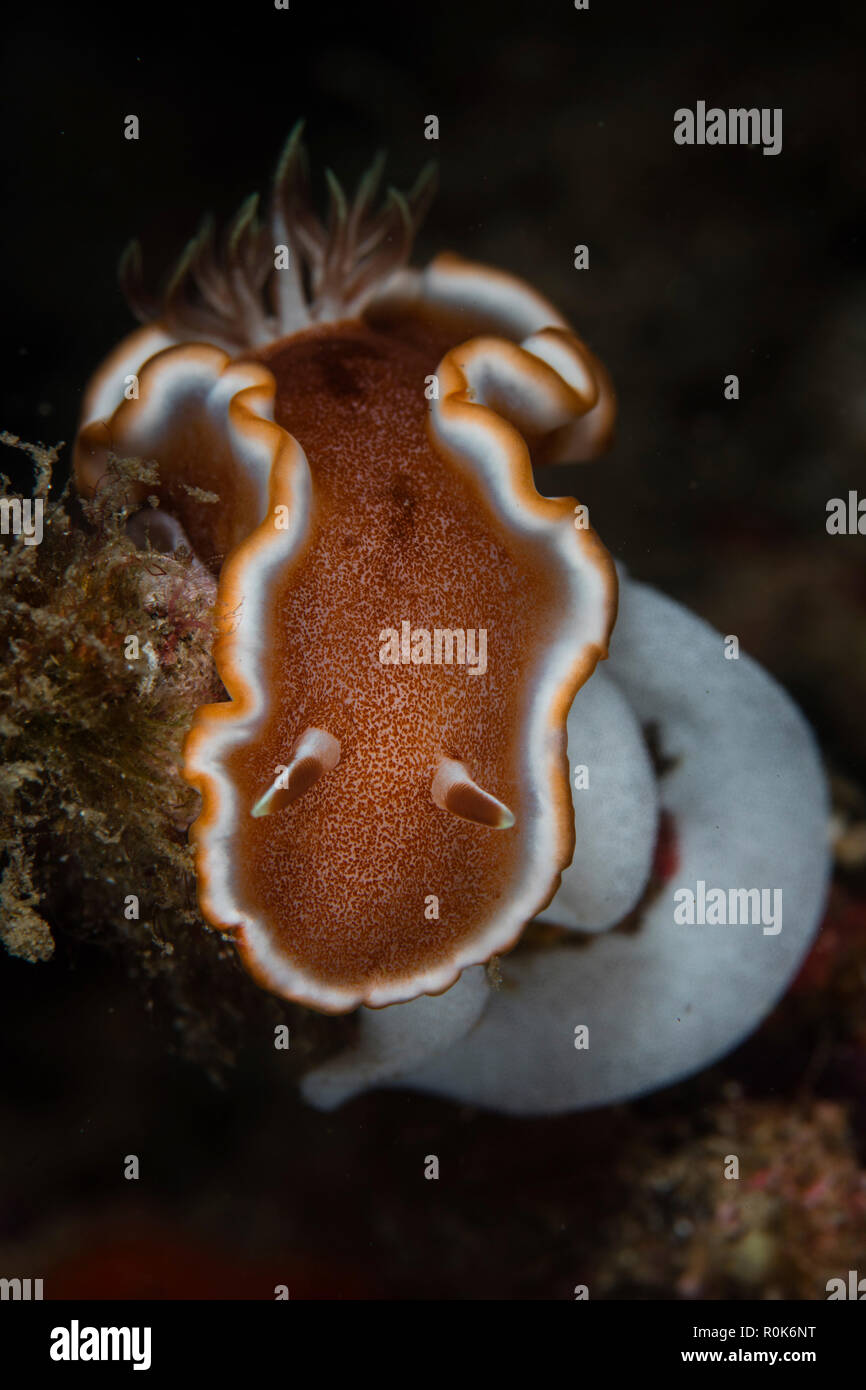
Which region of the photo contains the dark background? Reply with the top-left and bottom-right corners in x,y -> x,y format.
1,0 -> 865,1298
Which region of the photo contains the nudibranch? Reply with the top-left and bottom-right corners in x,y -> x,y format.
75,129 -> 831,1114
74,127 -> 618,1012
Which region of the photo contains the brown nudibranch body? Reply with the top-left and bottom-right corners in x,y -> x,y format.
74,128 -> 617,1012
